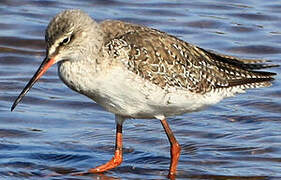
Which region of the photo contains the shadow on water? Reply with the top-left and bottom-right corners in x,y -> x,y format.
0,0 -> 281,179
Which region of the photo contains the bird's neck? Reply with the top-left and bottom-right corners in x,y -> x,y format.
57,57 -> 101,93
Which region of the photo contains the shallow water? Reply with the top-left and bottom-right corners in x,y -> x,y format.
1,0 -> 281,179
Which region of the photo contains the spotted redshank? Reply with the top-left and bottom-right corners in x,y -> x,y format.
11,10 -> 277,178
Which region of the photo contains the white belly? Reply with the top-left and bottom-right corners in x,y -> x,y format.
58,60 -> 235,119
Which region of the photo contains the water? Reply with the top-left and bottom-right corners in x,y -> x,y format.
1,0 -> 281,179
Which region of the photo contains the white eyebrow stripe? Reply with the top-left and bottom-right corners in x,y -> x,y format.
48,32 -> 73,55
49,43 -> 58,55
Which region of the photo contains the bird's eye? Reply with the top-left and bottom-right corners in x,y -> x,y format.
61,36 -> 71,45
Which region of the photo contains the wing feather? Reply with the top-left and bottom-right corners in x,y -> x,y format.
101,20 -> 278,93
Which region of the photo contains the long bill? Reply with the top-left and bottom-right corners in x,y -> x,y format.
11,57 -> 55,111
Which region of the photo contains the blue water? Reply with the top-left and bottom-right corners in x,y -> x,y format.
0,0 -> 281,179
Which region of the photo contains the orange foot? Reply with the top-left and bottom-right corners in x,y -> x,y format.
89,150 -> 122,173
71,150 -> 122,176
72,123 -> 123,176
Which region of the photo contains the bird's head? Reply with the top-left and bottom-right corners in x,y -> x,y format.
11,9 -> 103,111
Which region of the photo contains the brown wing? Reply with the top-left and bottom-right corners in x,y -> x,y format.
100,20 -> 149,42
101,20 -> 277,94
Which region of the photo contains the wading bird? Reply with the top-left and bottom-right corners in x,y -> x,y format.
11,9 -> 277,178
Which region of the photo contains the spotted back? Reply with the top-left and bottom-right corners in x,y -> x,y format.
101,21 -> 277,94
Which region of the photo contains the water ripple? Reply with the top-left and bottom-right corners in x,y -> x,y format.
0,0 -> 280,179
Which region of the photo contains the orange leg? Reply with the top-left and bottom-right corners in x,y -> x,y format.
71,123 -> 123,176
88,123 -> 123,173
160,119 -> 181,178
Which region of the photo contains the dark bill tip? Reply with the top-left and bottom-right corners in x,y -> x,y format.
11,57 -> 55,111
